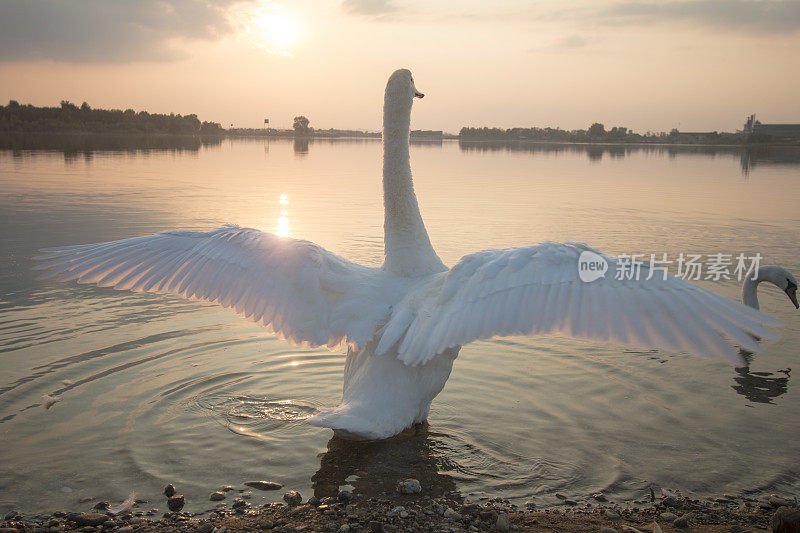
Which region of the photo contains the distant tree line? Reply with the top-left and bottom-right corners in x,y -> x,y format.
459,123 -> 743,144
0,100 -> 223,135
459,123 -> 637,142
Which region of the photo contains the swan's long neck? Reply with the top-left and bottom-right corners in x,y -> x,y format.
742,265 -> 781,310
742,276 -> 761,310
382,94 -> 446,277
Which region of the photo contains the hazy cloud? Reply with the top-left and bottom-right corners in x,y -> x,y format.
341,0 -> 397,17
559,34 -> 589,48
603,0 -> 800,34
0,0 -> 249,63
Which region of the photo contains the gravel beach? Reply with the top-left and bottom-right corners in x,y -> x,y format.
2,480 -> 796,533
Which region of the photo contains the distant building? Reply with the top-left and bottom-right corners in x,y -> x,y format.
744,114 -> 800,141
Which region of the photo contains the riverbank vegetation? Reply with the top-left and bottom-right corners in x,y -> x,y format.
1,101 -> 792,145
0,100 -> 223,135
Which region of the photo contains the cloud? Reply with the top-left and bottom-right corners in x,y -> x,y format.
341,0 -> 398,18
559,34 -> 589,48
0,0 -> 251,63
602,0 -> 800,34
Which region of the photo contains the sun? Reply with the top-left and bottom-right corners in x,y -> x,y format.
252,12 -> 300,51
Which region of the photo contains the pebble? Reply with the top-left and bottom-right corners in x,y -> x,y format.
245,481 -> 283,491
673,514 -> 691,528
196,523 -> 214,533
307,497 -> 321,507
662,496 -> 683,508
443,508 -> 461,521
338,525 -> 350,533
231,498 -> 249,510
210,491 -> 226,501
283,490 -> 303,506
555,493 -> 567,500
495,512 -> 510,532
164,484 -> 176,497
116,527 -> 133,533
396,478 -> 422,494
71,513 -> 109,527
601,528 -> 618,533
605,510 -> 621,520
660,512 -> 677,522
770,495 -> 794,508
593,493 -> 608,502
337,490 -> 353,502
387,506 -> 405,517
288,505 -> 310,517
167,494 -> 185,512
220,485 -> 235,492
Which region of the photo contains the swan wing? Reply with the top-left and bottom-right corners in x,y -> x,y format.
380,242 -> 781,366
34,225 -> 387,350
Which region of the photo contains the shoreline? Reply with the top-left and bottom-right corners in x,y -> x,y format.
2,483 -> 795,533
1,131 -> 799,148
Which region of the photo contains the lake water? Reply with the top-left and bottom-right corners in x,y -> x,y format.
1,138 -> 799,515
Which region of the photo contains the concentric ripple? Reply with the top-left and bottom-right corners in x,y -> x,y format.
197,394 -> 321,436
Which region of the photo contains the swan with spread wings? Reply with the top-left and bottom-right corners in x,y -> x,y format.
35,69 -> 783,440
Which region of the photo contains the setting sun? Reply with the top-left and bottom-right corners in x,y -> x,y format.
252,12 -> 300,51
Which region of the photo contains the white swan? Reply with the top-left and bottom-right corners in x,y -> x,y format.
742,265 -> 798,310
34,69 -> 784,440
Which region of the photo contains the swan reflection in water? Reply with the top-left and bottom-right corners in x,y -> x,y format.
731,351 -> 791,405
311,423 -> 458,499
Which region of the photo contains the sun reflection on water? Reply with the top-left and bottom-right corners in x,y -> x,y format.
276,194 -> 290,237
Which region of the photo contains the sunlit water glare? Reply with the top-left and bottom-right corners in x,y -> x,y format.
1,139 -> 799,514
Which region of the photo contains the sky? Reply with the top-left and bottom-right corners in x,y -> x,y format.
1,0 -> 799,133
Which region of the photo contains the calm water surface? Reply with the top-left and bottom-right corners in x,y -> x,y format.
1,139 -> 799,514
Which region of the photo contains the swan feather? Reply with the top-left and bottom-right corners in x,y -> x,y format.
35,225 -> 388,351
377,242 -> 780,367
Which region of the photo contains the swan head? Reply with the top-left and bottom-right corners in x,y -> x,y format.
759,265 -> 799,309
385,69 -> 424,108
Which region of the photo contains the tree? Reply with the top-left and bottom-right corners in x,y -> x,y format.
293,115 -> 311,136
608,126 -> 628,140
588,122 -> 605,138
